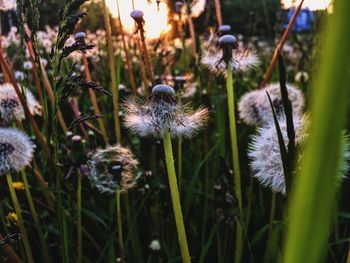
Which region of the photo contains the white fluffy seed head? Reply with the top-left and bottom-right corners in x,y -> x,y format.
248,115 -> 306,194
0,128 -> 35,175
0,0 -> 17,11
201,48 -> 259,75
123,94 -> 209,139
238,83 -> 304,126
87,145 -> 138,194
0,83 -> 42,125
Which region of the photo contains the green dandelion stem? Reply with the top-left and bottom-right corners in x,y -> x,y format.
6,173 -> 34,263
163,131 -> 191,263
225,65 -> 243,263
21,171 -> 52,263
178,136 -> 183,189
77,170 -> 82,263
116,191 -> 125,263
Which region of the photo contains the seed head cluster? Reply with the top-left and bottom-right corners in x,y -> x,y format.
0,0 -> 16,11
88,145 -> 138,194
238,83 -> 304,126
248,115 -> 306,194
123,84 -> 209,138
0,83 -> 42,125
0,128 -> 35,175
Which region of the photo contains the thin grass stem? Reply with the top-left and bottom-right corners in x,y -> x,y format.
21,171 -> 52,263
102,0 -> 122,143
6,174 -> 34,263
116,191 -> 125,263
77,170 -> 82,263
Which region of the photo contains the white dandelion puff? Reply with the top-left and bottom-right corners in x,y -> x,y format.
248,115 -> 306,195
123,84 -> 209,138
0,0 -> 17,11
201,44 -> 259,75
88,145 -> 138,194
0,128 -> 35,175
149,239 -> 161,251
0,83 -> 42,124
238,83 -> 304,126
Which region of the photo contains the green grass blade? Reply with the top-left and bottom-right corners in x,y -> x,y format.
283,1 -> 350,262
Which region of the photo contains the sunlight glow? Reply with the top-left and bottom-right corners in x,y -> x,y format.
105,0 -> 172,39
281,0 -> 333,11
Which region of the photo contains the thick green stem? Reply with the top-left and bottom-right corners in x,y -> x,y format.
177,136 -> 183,189
163,132 -> 191,263
116,191 -> 125,263
102,0 -> 122,143
21,171 -> 52,263
6,174 -> 34,263
226,66 -> 243,263
77,171 -> 82,263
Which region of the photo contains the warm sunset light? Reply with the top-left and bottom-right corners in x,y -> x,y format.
281,0 -> 333,11
105,0 -> 172,39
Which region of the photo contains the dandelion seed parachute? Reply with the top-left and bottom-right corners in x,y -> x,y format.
123,84 -> 209,138
238,83 -> 304,126
87,145 -> 138,194
0,128 -> 35,175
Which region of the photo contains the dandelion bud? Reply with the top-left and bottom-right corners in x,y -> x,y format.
218,25 -> 231,35
151,84 -> 175,96
219,34 -> 239,64
130,10 -> 144,25
74,32 -> 86,41
175,2 -> 184,14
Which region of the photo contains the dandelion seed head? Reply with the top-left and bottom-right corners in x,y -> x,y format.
0,128 -> 35,175
123,85 -> 209,138
0,83 -> 42,124
238,83 -> 304,126
248,115 -> 306,194
149,239 -> 161,251
0,0 -> 17,11
88,145 -> 138,194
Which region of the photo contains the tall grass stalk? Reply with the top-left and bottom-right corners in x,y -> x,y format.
263,193 -> 276,263
116,191 -> 125,263
82,52 -> 109,145
163,131 -> 191,263
102,0 -> 121,143
77,170 -> 82,263
214,0 -> 223,26
116,0 -> 137,94
0,234 -> 22,263
225,64 -> 243,263
21,171 -> 52,263
283,1 -> 350,262
6,174 -> 34,263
